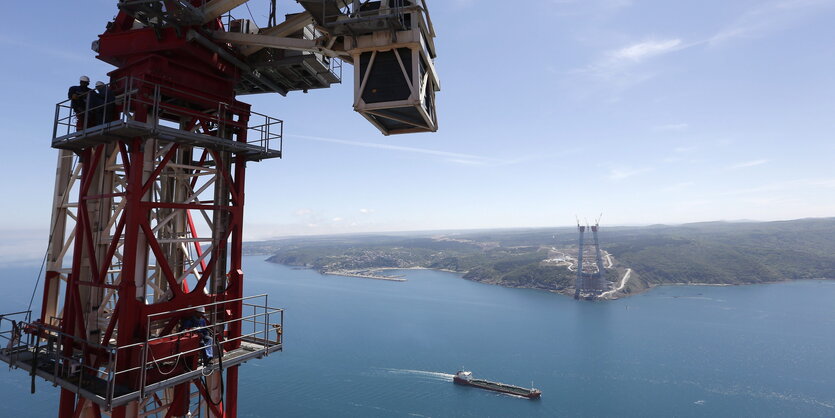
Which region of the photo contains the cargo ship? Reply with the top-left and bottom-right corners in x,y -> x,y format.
453,370 -> 541,399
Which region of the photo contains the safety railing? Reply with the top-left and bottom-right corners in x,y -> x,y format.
0,310 -> 128,408
247,112 -> 284,155
0,294 -> 283,410
140,295 -> 283,398
325,0 -> 409,29
221,11 -> 343,88
53,77 -> 283,156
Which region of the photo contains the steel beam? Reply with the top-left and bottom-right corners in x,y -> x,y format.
212,31 -> 320,54
239,12 -> 315,56
201,0 -> 249,23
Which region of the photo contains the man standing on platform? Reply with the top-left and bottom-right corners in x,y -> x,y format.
90,81 -> 116,126
68,76 -> 91,130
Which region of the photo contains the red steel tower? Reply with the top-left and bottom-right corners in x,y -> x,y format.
0,1 -> 438,417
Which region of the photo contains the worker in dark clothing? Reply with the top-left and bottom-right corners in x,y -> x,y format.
68,76 -> 92,130
90,81 -> 116,126
181,306 -> 214,367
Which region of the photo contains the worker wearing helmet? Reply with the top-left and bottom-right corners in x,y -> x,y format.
181,306 -> 214,367
68,76 -> 92,130
89,80 -> 116,125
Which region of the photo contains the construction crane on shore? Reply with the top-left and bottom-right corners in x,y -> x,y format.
0,1 -> 439,417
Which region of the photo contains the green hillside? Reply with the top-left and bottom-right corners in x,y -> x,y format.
245,218 -> 835,296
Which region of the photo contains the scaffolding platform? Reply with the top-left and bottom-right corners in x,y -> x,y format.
53,77 -> 283,161
0,295 -> 283,411
246,46 -> 342,94
0,338 -> 281,410
52,119 -> 282,161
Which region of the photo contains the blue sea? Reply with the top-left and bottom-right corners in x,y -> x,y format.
1,256 -> 834,417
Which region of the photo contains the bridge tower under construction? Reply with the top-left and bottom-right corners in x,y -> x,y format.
574,221 -> 608,300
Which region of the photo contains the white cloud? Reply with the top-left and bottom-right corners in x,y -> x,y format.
611,39 -> 683,62
0,229 -> 47,266
292,134 -> 505,166
674,146 -> 698,153
294,208 -> 314,216
549,0 -> 633,17
293,134 -> 489,161
292,134 -> 551,169
727,159 -> 769,170
359,208 -> 374,214
563,0 -> 833,100
445,158 -> 488,166
608,167 -> 652,180
661,182 -> 695,192
653,123 -> 690,132
719,177 -> 835,196
567,38 -> 687,98
709,0 -> 835,45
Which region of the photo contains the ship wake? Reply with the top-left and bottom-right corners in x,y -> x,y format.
380,368 -> 455,382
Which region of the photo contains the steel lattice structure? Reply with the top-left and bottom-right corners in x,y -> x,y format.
0,1 -> 439,417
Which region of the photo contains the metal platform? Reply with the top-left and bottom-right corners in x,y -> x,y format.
53,77 -> 283,161
0,295 -> 283,411
246,50 -> 342,94
298,0 -> 408,35
1,339 -> 281,410
52,119 -> 282,161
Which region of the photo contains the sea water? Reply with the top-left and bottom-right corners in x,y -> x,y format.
1,256 -> 833,417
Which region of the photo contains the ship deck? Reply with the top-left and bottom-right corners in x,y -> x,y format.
454,375 -> 541,399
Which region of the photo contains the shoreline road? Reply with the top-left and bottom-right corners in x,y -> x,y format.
601,268 -> 632,298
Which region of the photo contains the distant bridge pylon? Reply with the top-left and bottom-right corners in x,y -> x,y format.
573,220 -> 608,300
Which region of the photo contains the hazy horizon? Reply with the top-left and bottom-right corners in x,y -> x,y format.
3,1 -> 835,242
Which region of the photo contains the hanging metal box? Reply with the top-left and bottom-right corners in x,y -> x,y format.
342,1 -> 440,135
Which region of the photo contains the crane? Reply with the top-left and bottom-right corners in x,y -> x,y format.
0,1 -> 439,417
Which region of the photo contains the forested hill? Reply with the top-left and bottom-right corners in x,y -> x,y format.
244,218 -> 835,296
601,218 -> 835,285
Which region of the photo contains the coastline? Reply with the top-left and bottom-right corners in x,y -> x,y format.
373,266 -> 462,274
321,269 -> 407,282
264,259 -> 833,300
648,277 -> 833,288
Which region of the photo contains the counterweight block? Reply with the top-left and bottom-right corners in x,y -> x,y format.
319,0 -> 440,135
355,46 -> 438,135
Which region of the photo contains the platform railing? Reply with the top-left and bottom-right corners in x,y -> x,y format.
0,294 -> 283,410
53,77 -> 283,156
0,311 -> 131,408
325,0 -> 408,28
140,295 -> 284,398
221,10 -> 343,88
326,0 -> 432,31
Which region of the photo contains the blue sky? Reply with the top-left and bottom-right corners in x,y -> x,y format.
2,0 -> 835,260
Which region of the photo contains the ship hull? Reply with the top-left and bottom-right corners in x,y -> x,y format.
453,376 -> 541,399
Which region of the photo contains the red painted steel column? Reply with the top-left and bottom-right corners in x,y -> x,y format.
58,145 -> 94,418
224,147 -> 248,417
226,365 -> 239,418
110,138 -> 146,418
